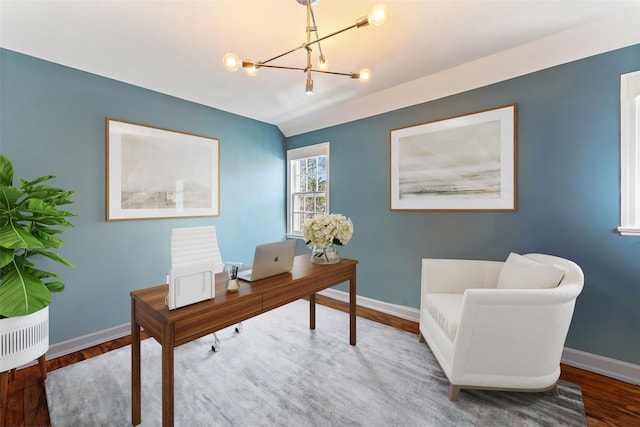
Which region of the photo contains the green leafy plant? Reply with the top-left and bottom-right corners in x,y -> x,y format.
0,154 -> 75,317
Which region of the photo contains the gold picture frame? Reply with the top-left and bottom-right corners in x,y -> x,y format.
390,104 -> 517,211
106,119 -> 220,221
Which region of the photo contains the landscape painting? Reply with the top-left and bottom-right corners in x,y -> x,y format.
107,119 -> 220,220
390,105 -> 516,211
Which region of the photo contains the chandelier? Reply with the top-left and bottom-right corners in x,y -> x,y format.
222,0 -> 388,95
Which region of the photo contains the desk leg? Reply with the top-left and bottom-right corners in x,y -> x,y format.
350,271 -> 357,346
131,300 -> 141,426
162,323 -> 175,427
309,293 -> 316,330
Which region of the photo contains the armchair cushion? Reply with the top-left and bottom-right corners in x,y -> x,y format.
424,294 -> 463,341
497,252 -> 564,289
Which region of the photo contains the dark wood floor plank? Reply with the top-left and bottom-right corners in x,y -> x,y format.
2,297 -> 639,427
560,364 -> 640,427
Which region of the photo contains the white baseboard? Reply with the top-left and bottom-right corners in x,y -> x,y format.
318,289 -> 640,386
317,288 -> 420,322
16,323 -> 131,370
47,323 -> 131,361
561,347 -> 640,386
22,291 -> 640,387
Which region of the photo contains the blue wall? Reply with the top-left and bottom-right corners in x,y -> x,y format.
0,49 -> 287,344
287,45 -> 640,365
2,45 -> 639,366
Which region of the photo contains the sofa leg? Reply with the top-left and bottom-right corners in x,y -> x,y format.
550,383 -> 559,397
449,385 -> 461,401
418,332 -> 425,343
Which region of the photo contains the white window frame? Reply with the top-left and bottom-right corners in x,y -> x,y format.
619,70 -> 640,236
286,142 -> 330,238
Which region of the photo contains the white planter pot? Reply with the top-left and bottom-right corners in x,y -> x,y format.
0,306 -> 49,372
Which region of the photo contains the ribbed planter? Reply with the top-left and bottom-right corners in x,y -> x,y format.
0,306 -> 49,372
0,306 -> 49,419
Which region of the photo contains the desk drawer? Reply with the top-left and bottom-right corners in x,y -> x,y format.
174,294 -> 262,346
262,278 -> 317,311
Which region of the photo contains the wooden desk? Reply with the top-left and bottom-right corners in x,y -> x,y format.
130,254 -> 358,427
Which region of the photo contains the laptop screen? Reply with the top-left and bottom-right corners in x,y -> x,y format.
238,239 -> 297,281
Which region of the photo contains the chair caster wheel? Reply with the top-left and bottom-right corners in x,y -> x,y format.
211,332 -> 220,352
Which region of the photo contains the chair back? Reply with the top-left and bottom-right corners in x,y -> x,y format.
167,226 -> 222,309
171,226 -> 223,274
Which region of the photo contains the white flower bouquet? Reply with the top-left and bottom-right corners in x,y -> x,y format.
303,213 -> 354,248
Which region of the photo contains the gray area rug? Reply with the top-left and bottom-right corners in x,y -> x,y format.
46,300 -> 586,426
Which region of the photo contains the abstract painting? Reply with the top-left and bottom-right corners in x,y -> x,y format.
107,119 -> 220,220
390,105 -> 516,211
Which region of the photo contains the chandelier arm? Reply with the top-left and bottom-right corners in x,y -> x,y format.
306,23 -> 359,48
256,64 -> 308,72
308,2 -> 324,59
305,0 -> 314,93
254,64 -> 357,78
261,43 -> 307,65
260,16 -> 361,66
312,69 -> 359,78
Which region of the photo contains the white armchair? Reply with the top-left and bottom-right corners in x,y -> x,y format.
419,253 -> 584,400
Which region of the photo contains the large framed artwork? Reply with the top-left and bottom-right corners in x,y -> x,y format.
106,119 -> 220,221
390,104 -> 517,211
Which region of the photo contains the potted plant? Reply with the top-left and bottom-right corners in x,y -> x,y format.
0,153 -> 75,316
0,153 -> 75,412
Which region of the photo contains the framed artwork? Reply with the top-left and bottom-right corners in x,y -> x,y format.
106,119 -> 220,221
390,104 -> 517,211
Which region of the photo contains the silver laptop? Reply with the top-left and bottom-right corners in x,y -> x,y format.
237,239 -> 297,282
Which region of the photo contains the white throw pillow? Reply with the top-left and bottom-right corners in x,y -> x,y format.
497,253 -> 564,289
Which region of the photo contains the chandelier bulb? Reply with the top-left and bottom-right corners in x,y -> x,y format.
244,62 -> 258,76
318,55 -> 329,71
358,68 -> 371,83
306,78 -> 314,95
222,53 -> 241,72
368,4 -> 388,27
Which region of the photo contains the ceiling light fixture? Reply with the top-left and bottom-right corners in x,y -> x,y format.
222,0 -> 387,95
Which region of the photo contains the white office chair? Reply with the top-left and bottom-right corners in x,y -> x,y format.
168,226 -> 242,352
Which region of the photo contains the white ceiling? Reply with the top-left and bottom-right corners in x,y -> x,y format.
1,0 -> 639,136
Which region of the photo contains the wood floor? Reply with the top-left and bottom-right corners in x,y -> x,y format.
2,295 -> 640,427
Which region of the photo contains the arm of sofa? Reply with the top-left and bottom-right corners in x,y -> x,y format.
448,285 -> 582,388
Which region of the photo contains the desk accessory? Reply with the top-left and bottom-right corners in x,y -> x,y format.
225,263 -> 241,292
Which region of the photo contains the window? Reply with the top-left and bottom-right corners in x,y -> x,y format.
287,143 -> 330,237
619,70 -> 640,236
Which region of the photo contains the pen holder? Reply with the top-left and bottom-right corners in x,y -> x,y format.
226,278 -> 240,292
225,262 -> 243,293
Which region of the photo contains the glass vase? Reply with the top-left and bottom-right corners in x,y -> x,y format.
311,244 -> 340,264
